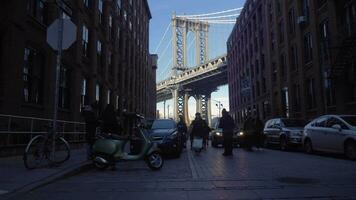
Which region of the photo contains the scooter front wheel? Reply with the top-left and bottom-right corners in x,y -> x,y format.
93,156 -> 110,170
145,152 -> 164,170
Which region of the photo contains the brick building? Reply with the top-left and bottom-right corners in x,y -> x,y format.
0,0 -> 156,122
227,0 -> 356,125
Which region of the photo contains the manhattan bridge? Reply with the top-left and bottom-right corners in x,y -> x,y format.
155,8 -> 242,125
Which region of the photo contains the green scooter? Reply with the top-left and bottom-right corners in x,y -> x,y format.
92,113 -> 164,170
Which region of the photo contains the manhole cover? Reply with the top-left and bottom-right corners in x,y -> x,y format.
277,177 -> 319,184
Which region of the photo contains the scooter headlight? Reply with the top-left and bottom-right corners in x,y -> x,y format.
216,132 -> 222,136
239,131 -> 244,136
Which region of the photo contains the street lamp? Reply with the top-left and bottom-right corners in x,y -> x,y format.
212,100 -> 223,118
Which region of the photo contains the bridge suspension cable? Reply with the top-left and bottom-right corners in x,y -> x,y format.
154,22 -> 171,54
176,7 -> 243,18
186,13 -> 241,20
200,20 -> 237,24
157,37 -> 172,62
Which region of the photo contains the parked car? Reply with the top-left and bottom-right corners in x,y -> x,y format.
263,118 -> 306,150
303,115 -> 356,160
149,119 -> 183,157
211,120 -> 242,147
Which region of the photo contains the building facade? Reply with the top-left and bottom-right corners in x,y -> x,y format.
0,0 -> 156,122
227,0 -> 356,125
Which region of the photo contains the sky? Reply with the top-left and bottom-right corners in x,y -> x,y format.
148,0 -> 246,120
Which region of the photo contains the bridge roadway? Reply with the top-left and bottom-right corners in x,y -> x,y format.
156,55 -> 227,103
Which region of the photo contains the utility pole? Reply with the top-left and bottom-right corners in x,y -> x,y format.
167,105 -> 170,119
163,100 -> 166,118
52,1 -> 64,161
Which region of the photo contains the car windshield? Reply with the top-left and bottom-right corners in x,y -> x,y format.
151,120 -> 176,129
340,116 -> 356,126
281,119 -> 306,127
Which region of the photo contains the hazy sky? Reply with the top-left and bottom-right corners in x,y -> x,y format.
148,0 -> 246,119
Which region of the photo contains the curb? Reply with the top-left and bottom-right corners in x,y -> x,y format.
0,161 -> 92,200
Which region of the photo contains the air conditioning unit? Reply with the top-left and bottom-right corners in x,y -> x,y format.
297,16 -> 307,25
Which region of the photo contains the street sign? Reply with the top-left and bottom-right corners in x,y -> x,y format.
47,18 -> 77,50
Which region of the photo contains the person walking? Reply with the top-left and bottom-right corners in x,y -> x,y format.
219,109 -> 235,156
243,115 -> 255,151
100,104 -> 120,134
177,115 -> 188,148
189,113 -> 209,150
81,102 -> 100,160
254,116 -> 264,150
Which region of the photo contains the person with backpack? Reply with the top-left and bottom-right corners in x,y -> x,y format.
219,109 -> 235,156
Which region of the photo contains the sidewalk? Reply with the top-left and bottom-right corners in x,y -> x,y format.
0,148 -> 90,198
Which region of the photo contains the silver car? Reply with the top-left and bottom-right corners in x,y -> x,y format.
263,118 -> 306,150
303,115 -> 356,160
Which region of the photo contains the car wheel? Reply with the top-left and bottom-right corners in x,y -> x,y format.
345,141 -> 356,161
304,139 -> 313,154
280,137 -> 288,151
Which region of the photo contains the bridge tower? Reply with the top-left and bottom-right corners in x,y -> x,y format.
171,15 -> 209,76
170,15 -> 211,124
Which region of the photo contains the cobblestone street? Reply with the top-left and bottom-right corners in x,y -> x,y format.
8,146 -> 356,200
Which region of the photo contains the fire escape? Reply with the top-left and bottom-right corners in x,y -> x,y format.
330,3 -> 356,79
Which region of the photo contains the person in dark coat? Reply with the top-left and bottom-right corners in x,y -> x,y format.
189,113 -> 209,149
219,109 -> 235,156
254,116 -> 264,149
177,115 -> 188,148
81,102 -> 99,159
243,115 -> 255,151
100,104 -> 120,134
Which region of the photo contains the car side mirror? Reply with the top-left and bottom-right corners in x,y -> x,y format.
331,124 -> 342,131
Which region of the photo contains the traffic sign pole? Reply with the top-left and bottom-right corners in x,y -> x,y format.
52,2 -> 64,161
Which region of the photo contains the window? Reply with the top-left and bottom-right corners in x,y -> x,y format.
117,0 -> 121,9
292,84 -> 301,111
306,78 -> 316,109
319,19 -> 330,62
95,84 -> 100,102
97,40 -> 102,70
107,90 -> 111,105
272,62 -> 277,84
84,0 -> 91,8
276,0 -> 281,16
59,65 -> 70,109
290,45 -> 298,71
302,0 -> 310,21
82,25 -> 89,57
303,33 -> 313,63
281,87 -> 290,118
326,117 -> 348,130
108,15 -> 112,40
27,0 -> 46,24
279,54 -> 286,78
346,3 -> 356,35
325,78 -> 336,106
313,116 -> 328,127
98,0 -> 103,24
23,47 -> 44,104
123,10 -> 127,21
278,20 -> 284,44
347,62 -> 356,102
288,8 -> 295,35
80,78 -> 88,108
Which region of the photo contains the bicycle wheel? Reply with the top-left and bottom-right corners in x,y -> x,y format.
48,137 -> 70,165
23,135 -> 47,169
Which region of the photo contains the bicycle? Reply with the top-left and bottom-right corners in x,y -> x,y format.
23,125 -> 71,169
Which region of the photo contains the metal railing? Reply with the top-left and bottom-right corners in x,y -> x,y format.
0,114 -> 86,148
